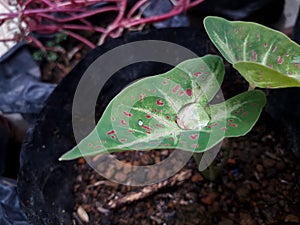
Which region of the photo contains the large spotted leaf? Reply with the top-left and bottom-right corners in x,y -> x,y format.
204,16 -> 300,88
59,56 -> 266,161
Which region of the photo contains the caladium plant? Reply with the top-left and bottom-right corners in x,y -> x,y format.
60,55 -> 266,161
204,16 -> 300,89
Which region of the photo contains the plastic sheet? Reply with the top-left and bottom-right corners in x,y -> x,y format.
0,177 -> 29,225
0,42 -> 56,114
142,0 -> 189,28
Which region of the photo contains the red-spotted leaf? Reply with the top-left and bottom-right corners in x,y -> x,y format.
60,55 -> 225,160
204,16 -> 300,88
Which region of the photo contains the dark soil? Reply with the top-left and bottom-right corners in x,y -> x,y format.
72,113 -> 300,225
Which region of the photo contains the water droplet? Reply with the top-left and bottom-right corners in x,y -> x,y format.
138,120 -> 143,126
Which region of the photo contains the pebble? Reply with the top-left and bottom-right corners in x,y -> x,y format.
262,158 -> 276,168
236,184 -> 251,202
240,213 -> 257,225
256,164 -> 264,172
201,192 -> 217,205
77,206 -> 89,223
114,172 -> 127,182
285,214 -> 299,223
191,173 -> 204,182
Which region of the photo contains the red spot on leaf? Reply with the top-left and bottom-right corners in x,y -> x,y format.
164,144 -> 170,147
111,116 -> 115,121
156,99 -> 164,106
277,56 -> 284,64
166,116 -> 171,120
285,52 -> 289,57
229,123 -> 237,127
179,91 -> 184,96
95,145 -> 102,149
192,144 -> 199,148
252,50 -> 257,61
152,89 -> 156,93
256,33 -> 261,41
207,123 -> 218,128
111,135 -> 116,139
242,112 -> 248,117
221,127 -> 227,131
156,123 -> 163,127
139,94 -> 145,101
172,84 -> 180,93
107,130 -> 115,135
120,139 -> 126,142
142,125 -> 152,131
146,115 -> 151,119
269,64 -> 273,68
121,120 -> 127,126
272,46 -> 277,52
123,111 -> 132,117
264,43 -> 267,48
154,109 -> 158,113
194,72 -> 202,77
88,143 -> 93,147
186,89 -> 192,96
201,76 -> 206,80
128,129 -> 134,133
228,119 -> 234,122
190,134 -> 199,140
163,80 -> 168,85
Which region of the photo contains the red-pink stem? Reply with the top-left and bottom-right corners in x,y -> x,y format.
36,6 -> 118,23
64,30 -> 96,48
127,0 -> 148,19
31,24 -> 106,33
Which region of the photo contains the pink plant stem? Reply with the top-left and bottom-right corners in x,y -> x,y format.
127,0 -> 148,19
31,24 -> 106,33
36,6 -> 119,23
125,0 -> 204,27
64,30 -> 96,48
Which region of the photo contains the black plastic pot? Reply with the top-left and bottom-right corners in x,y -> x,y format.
17,28 -> 219,225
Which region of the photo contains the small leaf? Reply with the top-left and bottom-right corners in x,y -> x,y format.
204,16 -> 300,88
46,51 -> 58,61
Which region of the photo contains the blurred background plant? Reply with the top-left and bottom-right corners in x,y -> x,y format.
0,0 -> 204,50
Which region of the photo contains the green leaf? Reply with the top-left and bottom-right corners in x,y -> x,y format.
59,56 -> 266,161
234,62 -> 300,88
46,51 -> 58,61
55,32 -> 67,43
204,16 -> 300,88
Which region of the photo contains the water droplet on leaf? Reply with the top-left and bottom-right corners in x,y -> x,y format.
138,120 -> 143,126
